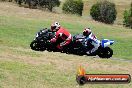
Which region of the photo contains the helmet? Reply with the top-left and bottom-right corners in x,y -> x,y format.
51,22 -> 60,32
83,28 -> 91,36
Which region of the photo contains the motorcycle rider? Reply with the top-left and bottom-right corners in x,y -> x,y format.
83,28 -> 100,55
50,22 -> 72,50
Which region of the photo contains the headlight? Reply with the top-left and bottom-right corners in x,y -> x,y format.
36,33 -> 39,37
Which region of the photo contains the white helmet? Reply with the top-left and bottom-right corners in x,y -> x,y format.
83,28 -> 91,36
51,22 -> 61,31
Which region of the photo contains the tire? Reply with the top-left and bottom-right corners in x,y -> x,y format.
98,47 -> 113,58
30,40 -> 45,51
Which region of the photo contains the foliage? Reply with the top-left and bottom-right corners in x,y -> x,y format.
90,0 -> 117,24
62,0 -> 84,16
123,2 -> 132,29
14,0 -> 60,11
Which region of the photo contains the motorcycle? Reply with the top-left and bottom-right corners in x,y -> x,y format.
30,28 -> 55,51
30,29 -> 114,58
68,34 -> 114,58
30,28 -> 63,52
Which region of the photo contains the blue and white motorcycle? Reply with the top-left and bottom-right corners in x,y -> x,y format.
70,34 -> 115,58
96,39 -> 114,58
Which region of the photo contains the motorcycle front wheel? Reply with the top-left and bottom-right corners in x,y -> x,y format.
30,40 -> 46,51
98,47 -> 113,58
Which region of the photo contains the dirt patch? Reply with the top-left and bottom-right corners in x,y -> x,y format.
1,46 -> 132,75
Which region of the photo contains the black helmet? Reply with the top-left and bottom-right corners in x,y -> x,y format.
83,28 -> 91,36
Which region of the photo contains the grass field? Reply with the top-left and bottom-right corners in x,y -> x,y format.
0,2 -> 132,88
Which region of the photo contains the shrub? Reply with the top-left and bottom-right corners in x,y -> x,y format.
123,3 -> 132,29
46,0 -> 60,12
0,0 -> 12,2
90,1 -> 117,24
62,0 -> 84,16
15,0 -> 60,11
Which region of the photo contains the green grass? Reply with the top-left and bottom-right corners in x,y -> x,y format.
0,56 -> 131,88
0,15 -> 132,59
0,61 -> 67,88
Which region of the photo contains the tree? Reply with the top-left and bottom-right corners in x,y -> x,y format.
123,2 -> 132,29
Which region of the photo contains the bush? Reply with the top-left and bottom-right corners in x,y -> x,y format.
123,3 -> 132,29
90,1 -> 117,24
45,0 -> 60,12
0,0 -> 12,2
15,0 -> 60,11
62,0 -> 84,16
